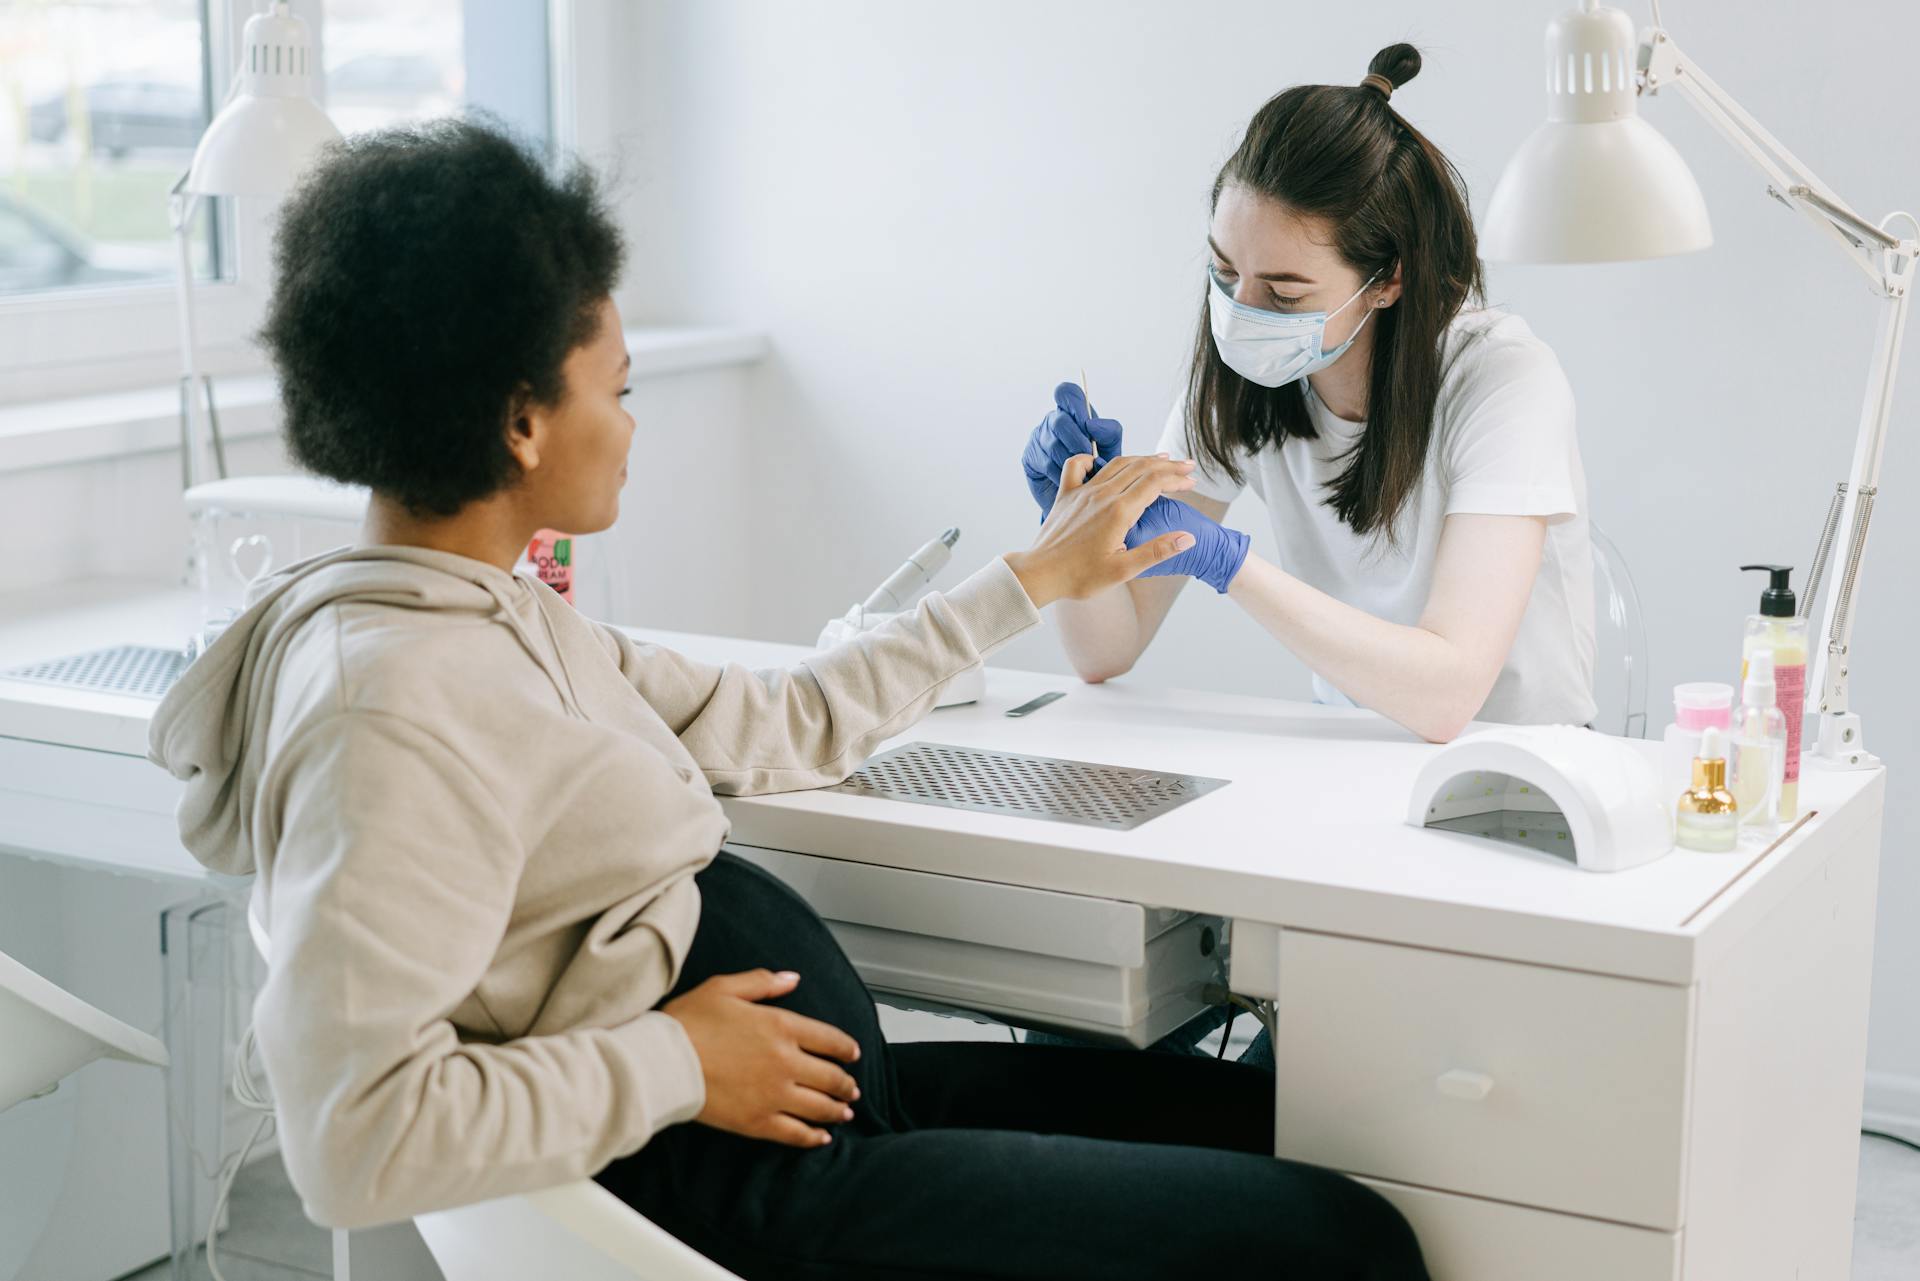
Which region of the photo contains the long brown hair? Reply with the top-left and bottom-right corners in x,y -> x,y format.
1186,43 -> 1484,542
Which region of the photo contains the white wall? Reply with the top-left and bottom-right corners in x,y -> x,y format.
0,436 -> 289,596
596,362 -> 761,636
0,364 -> 758,628
606,0 -> 1920,1119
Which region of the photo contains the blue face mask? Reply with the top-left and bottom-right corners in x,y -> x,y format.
1207,266 -> 1381,389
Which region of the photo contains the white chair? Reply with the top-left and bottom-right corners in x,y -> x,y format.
0,946 -> 168,1113
413,1184 -> 741,1281
1590,522 -> 1649,739
242,904 -> 742,1281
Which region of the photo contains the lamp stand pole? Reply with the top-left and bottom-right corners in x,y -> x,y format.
168,176 -> 228,493
1642,25 -> 1919,771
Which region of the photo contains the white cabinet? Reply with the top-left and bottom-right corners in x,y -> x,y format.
1274,930 -> 1692,1230
1357,1178 -> 1681,1281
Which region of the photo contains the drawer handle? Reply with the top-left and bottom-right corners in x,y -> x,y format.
1435,1069 -> 1494,1102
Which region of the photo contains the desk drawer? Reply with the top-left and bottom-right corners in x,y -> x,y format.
1359,1177 -> 1680,1281
1275,931 -> 1691,1230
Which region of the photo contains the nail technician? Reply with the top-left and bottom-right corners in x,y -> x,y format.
1024,45 -> 1597,744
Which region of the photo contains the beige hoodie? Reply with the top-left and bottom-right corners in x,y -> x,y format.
149,544 -> 1039,1228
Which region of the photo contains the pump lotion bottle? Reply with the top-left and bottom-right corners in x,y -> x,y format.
1740,565 -> 1807,819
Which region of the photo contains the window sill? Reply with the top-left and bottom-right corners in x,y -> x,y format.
0,326 -> 770,476
626,326 -> 770,379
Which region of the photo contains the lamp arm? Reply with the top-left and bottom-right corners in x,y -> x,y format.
1808,255 -> 1913,768
1641,30 -> 1897,287
1644,24 -> 1919,769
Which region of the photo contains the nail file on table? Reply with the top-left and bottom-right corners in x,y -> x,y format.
1005,691 -> 1067,718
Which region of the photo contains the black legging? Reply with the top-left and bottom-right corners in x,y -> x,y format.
596,853 -> 1428,1281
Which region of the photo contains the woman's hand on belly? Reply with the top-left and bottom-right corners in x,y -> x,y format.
664,969 -> 862,1148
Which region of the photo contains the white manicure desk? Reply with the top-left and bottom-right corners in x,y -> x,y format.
0,579 -> 1886,1281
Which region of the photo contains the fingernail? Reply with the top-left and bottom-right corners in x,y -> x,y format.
776,971 -> 800,982
1178,535 -> 1195,549
851,1087 -> 861,1100
819,1132 -> 833,1146
843,1107 -> 855,1121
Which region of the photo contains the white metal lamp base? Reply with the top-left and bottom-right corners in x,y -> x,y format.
1810,712 -> 1881,771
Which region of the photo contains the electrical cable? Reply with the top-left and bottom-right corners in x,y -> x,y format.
1223,993 -> 1275,1047
1200,982 -> 1275,1059
1863,1128 -> 1920,1156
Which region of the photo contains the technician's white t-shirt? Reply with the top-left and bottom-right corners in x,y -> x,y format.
1157,307 -> 1597,727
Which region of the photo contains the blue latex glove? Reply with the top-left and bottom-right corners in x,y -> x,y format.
1021,382 -> 1125,518
1126,497 -> 1251,594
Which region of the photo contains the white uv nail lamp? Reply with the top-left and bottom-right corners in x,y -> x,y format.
1407,724 -> 1674,873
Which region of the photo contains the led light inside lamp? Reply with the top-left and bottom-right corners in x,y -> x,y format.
1482,0 -> 1712,263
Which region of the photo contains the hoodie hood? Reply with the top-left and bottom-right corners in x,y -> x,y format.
149,544 -> 569,876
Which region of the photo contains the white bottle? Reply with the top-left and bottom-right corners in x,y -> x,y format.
1728,649 -> 1788,830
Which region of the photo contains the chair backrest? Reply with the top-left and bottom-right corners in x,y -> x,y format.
1589,522 -> 1649,739
0,947 -> 168,1112
243,903 -> 742,1281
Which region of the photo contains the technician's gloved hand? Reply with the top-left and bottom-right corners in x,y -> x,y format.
1021,381 -> 1125,518
1127,496 -> 1251,594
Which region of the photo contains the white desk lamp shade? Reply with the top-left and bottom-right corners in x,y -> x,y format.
0,948 -> 167,1112
184,0 -> 339,197
1482,0 -> 1713,263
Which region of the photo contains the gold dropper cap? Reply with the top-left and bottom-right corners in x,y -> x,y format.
1679,755 -> 1738,816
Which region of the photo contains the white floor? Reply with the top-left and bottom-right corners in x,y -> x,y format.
1854,1132 -> 1920,1281
122,1008 -> 1920,1281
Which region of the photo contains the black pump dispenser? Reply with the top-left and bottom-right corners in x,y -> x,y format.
1742,564 -> 1796,618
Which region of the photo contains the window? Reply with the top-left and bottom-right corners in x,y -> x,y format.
0,0 -> 555,403
0,0 -> 221,299
321,0 -> 551,144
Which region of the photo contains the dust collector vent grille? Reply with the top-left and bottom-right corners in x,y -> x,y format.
829,742 -> 1227,831
3,645 -> 190,700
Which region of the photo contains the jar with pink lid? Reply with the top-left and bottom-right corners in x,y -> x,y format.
1663,682 -> 1735,805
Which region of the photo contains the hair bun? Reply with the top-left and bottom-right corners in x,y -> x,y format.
1364,43 -> 1422,97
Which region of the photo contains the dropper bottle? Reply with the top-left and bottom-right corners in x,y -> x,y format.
1676,726 -> 1739,852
